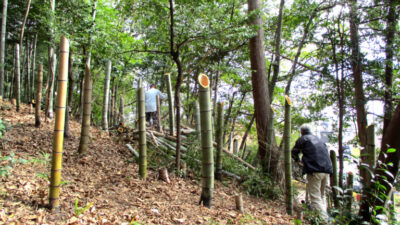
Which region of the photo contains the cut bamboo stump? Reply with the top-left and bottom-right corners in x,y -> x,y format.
235,194 -> 244,213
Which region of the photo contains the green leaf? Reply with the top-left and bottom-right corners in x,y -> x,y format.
387,148 -> 396,153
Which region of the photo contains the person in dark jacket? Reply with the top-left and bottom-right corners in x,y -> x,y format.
292,125 -> 333,220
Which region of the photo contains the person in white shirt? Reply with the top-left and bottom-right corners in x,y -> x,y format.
145,84 -> 166,127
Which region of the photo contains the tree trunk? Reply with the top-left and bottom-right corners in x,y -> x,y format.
35,64 -> 43,127
49,36 -> 69,211
102,59 -> 111,130
165,72 -> 175,136
382,0 -> 396,135
239,114 -> 255,155
215,102 -> 224,181
78,64 -> 92,154
247,0 -> 273,175
283,96 -> 292,215
349,0 -> 369,219
0,0 -> 7,101
269,0 -> 285,99
64,51 -> 73,138
349,0 -> 368,147
198,74 -> 214,208
14,44 -> 21,112
45,49 -> 56,119
30,34 -> 37,101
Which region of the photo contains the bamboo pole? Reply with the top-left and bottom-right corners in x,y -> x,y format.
198,73 -> 214,208
14,44 -> 20,112
78,64 -> 92,154
346,172 -> 354,212
233,139 -> 238,155
330,150 -> 339,208
215,102 -> 224,181
35,64 -> 43,127
165,73 -> 174,136
283,95 -> 293,215
49,36 -> 69,211
119,95 -> 124,123
156,95 -> 161,132
138,79 -> 147,178
102,59 -> 111,130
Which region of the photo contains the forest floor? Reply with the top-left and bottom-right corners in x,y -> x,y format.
0,102 -> 296,225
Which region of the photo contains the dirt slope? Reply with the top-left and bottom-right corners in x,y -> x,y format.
0,102 -> 294,224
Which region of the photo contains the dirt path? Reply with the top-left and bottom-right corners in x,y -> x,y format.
0,102 -> 294,224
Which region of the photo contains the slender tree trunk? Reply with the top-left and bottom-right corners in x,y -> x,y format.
212,60 -> 220,120
269,0 -> 285,99
283,96 -> 292,215
223,91 -> 237,144
382,0 -> 396,135
240,114 -> 255,157
78,64 -> 92,154
49,36 -> 69,211
168,0 -> 184,171
85,0 -> 97,68
0,0 -> 7,101
110,78 -> 116,127
194,100 -> 201,134
14,44 -> 21,112
114,85 -> 119,126
165,72 -> 175,135
64,51 -> 73,138
45,0 -> 55,119
330,17 -> 346,188
215,102 -> 224,181
35,64 -> 43,127
349,0 -> 369,219
349,0 -> 367,147
102,59 -> 111,130
30,34 -> 37,101
247,0 -> 273,175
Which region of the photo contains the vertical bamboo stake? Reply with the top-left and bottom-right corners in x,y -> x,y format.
78,64 -> 92,154
283,95 -> 293,215
198,73 -> 214,208
102,59 -> 111,130
233,139 -> 238,155
330,150 -> 339,208
119,95 -> 124,124
215,102 -> 224,181
14,44 -> 20,112
346,172 -> 354,212
165,72 -> 174,136
235,194 -> 244,213
194,100 -> 201,134
156,95 -> 161,131
138,79 -> 147,178
35,64 -> 43,127
49,36 -> 69,211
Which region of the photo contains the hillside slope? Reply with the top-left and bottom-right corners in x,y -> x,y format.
0,102 -> 294,224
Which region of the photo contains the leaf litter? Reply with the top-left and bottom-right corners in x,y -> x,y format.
0,102 -> 295,224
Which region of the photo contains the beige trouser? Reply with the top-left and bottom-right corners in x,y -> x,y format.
307,173 -> 329,219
